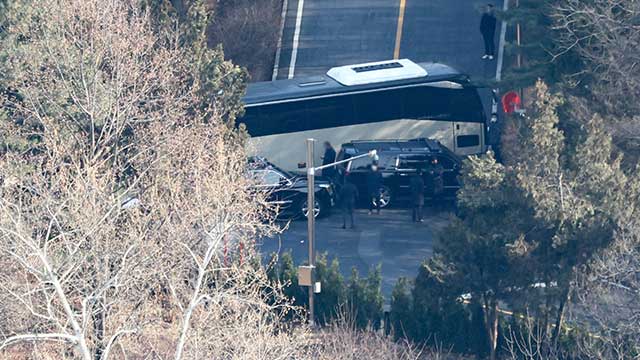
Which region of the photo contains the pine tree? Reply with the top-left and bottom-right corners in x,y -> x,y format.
509,81 -> 640,345
500,0 -> 583,90
425,144 -> 544,359
313,253 -> 346,325
346,266 -> 383,330
390,277 -> 414,340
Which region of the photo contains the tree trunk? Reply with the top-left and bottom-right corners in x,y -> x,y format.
482,297 -> 499,360
93,303 -> 105,360
551,285 -> 571,347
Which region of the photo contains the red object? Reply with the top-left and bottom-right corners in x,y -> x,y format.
502,91 -> 521,114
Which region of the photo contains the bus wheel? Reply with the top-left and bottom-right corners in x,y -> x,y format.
373,186 -> 392,208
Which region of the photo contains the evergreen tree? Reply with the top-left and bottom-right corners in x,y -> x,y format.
513,82 -> 640,345
142,0 -> 248,124
392,82 -> 639,358
267,253 -> 385,328
346,266 -> 383,330
427,150 -> 534,360
390,277 -> 414,340
500,0 -> 583,90
313,253 -> 346,325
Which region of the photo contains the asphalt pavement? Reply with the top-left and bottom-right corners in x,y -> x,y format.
259,208 -> 453,297
275,0 -> 504,82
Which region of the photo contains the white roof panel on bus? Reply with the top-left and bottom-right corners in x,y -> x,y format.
326,59 -> 428,86
243,62 -> 466,106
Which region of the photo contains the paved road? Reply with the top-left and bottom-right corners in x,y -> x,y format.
263,0 -> 505,299
275,0 -> 504,82
273,0 -> 505,147
258,208 -> 453,297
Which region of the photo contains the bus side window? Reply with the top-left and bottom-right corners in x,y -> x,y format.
262,102 -> 308,134
456,134 -> 480,148
353,89 -> 404,124
449,89 -> 485,122
402,86 -> 453,121
305,96 -> 355,129
240,107 -> 263,136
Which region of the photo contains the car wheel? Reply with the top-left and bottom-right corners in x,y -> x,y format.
372,186 -> 392,208
301,198 -> 323,219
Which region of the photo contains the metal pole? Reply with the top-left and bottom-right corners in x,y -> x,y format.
516,0 -> 524,103
305,138 -> 316,326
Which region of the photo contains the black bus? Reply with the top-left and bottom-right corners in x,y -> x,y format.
239,59 -> 486,170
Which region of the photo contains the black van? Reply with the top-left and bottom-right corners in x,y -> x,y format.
336,139 -> 462,208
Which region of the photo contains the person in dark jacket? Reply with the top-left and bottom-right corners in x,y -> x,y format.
339,174 -> 359,229
321,141 -> 337,179
427,157 -> 445,208
480,4 -> 497,60
366,163 -> 383,215
409,171 -> 425,222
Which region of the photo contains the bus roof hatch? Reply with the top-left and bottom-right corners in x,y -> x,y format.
326,59 -> 428,86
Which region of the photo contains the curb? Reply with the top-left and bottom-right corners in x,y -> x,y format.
272,0 -> 289,81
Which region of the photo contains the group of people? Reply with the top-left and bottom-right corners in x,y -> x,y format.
320,142 -> 445,230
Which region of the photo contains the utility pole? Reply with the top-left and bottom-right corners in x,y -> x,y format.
516,0 -> 523,103
300,139 -> 377,326
305,138 -> 316,326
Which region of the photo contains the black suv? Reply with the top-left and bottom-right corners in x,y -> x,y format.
248,157 -> 335,219
336,139 -> 462,208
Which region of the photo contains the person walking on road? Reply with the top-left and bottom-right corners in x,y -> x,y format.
339,174 -> 359,229
321,141 -> 337,179
409,171 -> 425,222
366,163 -> 383,215
480,4 -> 497,60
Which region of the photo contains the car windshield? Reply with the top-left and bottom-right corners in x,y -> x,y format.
248,158 -> 294,179
250,169 -> 288,186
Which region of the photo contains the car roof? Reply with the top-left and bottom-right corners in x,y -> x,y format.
341,138 -> 445,154
244,62 -> 467,106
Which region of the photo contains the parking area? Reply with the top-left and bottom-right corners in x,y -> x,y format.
258,206 -> 453,297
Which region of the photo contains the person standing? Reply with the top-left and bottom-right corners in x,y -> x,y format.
321,141 -> 337,179
339,175 -> 359,229
480,4 -> 497,60
429,157 -> 445,208
409,171 -> 425,222
366,163 -> 383,215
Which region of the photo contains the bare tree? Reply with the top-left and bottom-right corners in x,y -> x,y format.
551,0 -> 640,117
503,310 -> 564,360
0,0 -> 295,358
570,221 -> 640,359
0,0 -> 185,357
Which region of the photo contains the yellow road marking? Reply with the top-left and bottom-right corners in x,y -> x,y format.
393,0 -> 407,59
